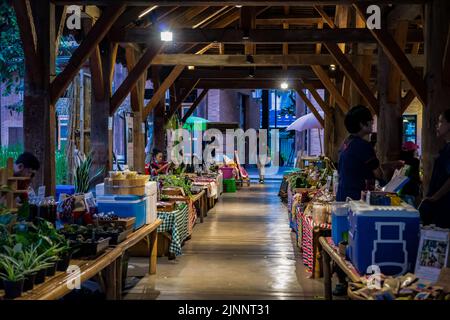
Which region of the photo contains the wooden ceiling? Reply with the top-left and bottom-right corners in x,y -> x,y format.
50,1 -> 427,115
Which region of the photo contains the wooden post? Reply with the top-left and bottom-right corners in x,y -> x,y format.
377,49 -> 403,167
376,14 -> 406,167
126,47 -> 147,173
151,66 -> 167,152
17,0 -> 56,195
91,42 -> 117,177
423,0 -> 450,193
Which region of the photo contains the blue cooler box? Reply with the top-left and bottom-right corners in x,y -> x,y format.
347,200 -> 420,276
56,185 -> 75,201
331,202 -> 349,245
96,195 -> 147,230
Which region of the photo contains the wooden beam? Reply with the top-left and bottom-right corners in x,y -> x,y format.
191,6 -> 230,28
314,5 -> 335,28
324,42 -> 379,114
401,90 -> 416,113
187,79 -> 323,89
110,27 -> 424,44
173,6 -> 209,28
182,89 -> 209,122
152,54 -> 337,66
256,17 -> 323,25
207,8 -> 240,28
12,0 -> 40,83
354,3 -> 426,106
311,65 -> 350,113
179,68 -> 314,80
143,65 -> 185,119
301,83 -> 333,116
50,4 -> 126,105
54,5 -> 67,56
82,18 -> 104,102
294,87 -> 325,127
56,1 -> 428,6
167,79 -> 200,118
110,44 -> 162,114
387,20 -> 409,103
241,7 -> 256,55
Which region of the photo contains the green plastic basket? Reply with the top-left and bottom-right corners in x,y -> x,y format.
223,178 -> 237,193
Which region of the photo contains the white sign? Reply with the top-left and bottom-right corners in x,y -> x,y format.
415,228 -> 450,283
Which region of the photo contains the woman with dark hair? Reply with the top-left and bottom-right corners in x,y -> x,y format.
149,149 -> 169,176
399,141 -> 421,206
420,109 -> 450,228
336,105 -> 384,201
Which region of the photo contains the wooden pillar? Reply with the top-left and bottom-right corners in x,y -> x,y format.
91,42 -> 116,178
376,15 -> 406,167
423,0 -> 450,192
151,66 -> 166,152
21,0 -> 56,195
126,47 -> 147,173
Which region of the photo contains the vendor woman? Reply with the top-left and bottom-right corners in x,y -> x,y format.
420,109 -> 450,228
150,149 -> 170,176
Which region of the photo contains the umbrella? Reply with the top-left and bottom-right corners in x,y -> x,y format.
183,116 -> 209,131
286,111 -> 325,155
286,111 -> 324,132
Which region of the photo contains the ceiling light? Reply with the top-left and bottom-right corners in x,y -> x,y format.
330,64 -> 337,71
188,66 -> 195,70
280,82 -> 289,90
161,31 -> 173,42
138,5 -> 158,19
235,5 -> 242,8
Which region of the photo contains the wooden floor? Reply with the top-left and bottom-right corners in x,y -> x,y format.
124,181 -> 323,300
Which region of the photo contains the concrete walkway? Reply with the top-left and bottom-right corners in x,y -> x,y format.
124,181 -> 323,300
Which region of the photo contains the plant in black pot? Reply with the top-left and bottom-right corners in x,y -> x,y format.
19,245 -> 53,291
41,245 -> 63,277
56,239 -> 73,272
0,255 -> 25,299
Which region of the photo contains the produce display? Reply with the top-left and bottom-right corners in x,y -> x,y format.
349,273 -> 450,300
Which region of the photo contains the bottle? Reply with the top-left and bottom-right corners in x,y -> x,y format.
333,170 -> 339,196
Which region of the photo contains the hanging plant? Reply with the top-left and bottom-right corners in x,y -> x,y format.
73,151 -> 105,193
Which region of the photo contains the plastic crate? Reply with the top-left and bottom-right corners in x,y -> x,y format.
223,178 -> 237,193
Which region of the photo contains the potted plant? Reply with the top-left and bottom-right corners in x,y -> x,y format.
18,245 -> 53,291
56,239 -> 73,272
0,255 -> 25,299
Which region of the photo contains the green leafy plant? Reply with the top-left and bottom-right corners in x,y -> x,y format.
0,256 -> 25,282
17,244 -> 53,274
161,174 -> 192,197
73,151 -> 105,193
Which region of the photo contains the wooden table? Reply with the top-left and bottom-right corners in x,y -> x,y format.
319,236 -> 361,300
7,219 -> 162,300
191,190 -> 207,223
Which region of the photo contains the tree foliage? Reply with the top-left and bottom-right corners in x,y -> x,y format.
0,0 -> 24,95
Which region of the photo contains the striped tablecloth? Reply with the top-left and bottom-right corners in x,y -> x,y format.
157,203 -> 190,256
302,215 -> 331,273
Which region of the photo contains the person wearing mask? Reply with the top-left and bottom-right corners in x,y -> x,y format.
149,149 -> 170,177
420,109 -> 450,228
399,141 -> 421,207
